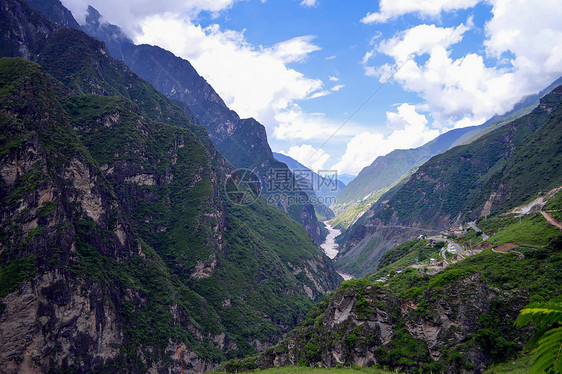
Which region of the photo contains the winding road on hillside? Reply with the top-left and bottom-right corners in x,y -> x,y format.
541,211 -> 562,230
467,221 -> 489,240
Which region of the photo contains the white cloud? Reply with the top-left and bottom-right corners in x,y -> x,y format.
61,0 -> 237,35
391,45 -> 517,128
484,0 -> 562,93
361,0 -> 479,24
365,0 -> 562,129
273,105 -> 358,141
136,15 -> 325,126
308,84 -> 344,99
332,104 -> 439,174
329,75 -> 339,82
282,144 -> 329,171
272,36 -> 321,63
300,0 -> 318,7
377,24 -> 468,63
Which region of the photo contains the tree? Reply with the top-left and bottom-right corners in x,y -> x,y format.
515,297 -> 562,373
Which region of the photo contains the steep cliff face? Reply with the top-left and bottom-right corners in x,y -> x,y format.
74,6 -> 326,244
0,58 -> 195,373
233,274 -> 533,373
0,0 -> 56,59
0,1 -> 342,370
25,0 -> 81,30
0,53 -> 340,372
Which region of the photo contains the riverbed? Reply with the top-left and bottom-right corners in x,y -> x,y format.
320,223 -> 341,259
320,222 -> 354,280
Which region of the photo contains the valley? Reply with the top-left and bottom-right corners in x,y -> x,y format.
0,0 -> 561,373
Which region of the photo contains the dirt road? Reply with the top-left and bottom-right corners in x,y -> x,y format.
541,211 -> 562,230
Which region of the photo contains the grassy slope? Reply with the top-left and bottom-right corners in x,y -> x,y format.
366,240 -> 442,281
545,189 -> 562,221
329,169 -> 414,231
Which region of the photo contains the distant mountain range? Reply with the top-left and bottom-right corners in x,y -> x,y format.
273,152 -> 347,220
338,173 -> 356,185
330,76 -> 562,230
335,125 -> 483,207
335,84 -> 562,276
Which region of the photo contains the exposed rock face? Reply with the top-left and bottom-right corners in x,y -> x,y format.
0,0 -> 56,59
1,274 -> 124,373
246,273 -> 529,374
335,224 -> 439,277
0,2 -> 342,367
0,59 -> 208,373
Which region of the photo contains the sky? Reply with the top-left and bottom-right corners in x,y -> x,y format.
61,0 -> 562,175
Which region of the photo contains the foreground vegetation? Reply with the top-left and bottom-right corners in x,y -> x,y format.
212,366 -> 394,374
223,204 -> 562,373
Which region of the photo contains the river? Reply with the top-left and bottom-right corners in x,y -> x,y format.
320,222 -> 355,280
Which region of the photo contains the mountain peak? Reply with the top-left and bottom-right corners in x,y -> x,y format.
81,5 -> 133,51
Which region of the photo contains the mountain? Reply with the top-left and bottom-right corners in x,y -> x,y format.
25,0 -> 80,29
331,77 -> 562,230
338,174 -> 355,186
65,5 -> 326,244
230,216 -> 561,372
224,188 -> 562,373
0,1 -> 340,372
329,125 -> 486,231
273,152 -> 346,196
273,152 -> 347,220
334,85 -> 562,277
335,125 -> 486,209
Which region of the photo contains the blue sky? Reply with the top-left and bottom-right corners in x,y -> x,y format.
62,0 -> 562,175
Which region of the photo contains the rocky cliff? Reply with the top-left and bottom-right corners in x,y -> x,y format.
0,1 -> 341,371
252,273 -> 529,373
227,238 -> 562,373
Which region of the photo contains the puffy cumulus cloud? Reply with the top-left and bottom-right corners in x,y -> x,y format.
361,0 -> 479,24
61,0 -> 237,35
484,0 -> 562,93
332,104 -> 439,174
136,15 -> 325,125
300,0 -> 318,7
377,24 -> 468,63
273,105 -> 359,141
365,0 -> 562,129
281,144 -> 330,171
390,45 -> 516,128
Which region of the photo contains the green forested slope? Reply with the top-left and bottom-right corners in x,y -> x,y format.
334,86 -> 562,276
0,4 -> 341,368
226,207 -> 562,373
